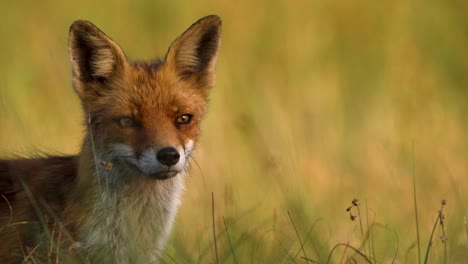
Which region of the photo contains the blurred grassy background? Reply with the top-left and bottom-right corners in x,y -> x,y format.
1,0 -> 468,263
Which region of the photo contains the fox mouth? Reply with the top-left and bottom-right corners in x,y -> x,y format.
148,170 -> 178,180
121,160 -> 180,180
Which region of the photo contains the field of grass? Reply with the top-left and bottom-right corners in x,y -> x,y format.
1,0 -> 468,263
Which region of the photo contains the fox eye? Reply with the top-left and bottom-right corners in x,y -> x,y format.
116,116 -> 136,128
175,114 -> 192,125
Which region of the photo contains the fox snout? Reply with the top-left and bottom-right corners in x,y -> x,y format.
112,140 -> 194,180
138,145 -> 188,180
157,147 -> 180,167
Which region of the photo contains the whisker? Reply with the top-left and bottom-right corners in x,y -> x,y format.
190,157 -> 207,188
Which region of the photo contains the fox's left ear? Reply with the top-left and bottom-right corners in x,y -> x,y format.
164,15 -> 222,91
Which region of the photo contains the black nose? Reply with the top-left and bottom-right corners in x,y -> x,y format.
156,147 -> 180,166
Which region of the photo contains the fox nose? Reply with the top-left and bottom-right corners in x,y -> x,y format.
156,147 -> 180,166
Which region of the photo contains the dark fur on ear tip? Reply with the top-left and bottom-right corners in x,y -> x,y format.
69,20 -> 107,44
196,24 -> 220,73
194,15 -> 222,26
70,20 -> 97,33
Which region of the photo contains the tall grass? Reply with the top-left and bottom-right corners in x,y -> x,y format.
1,0 -> 467,262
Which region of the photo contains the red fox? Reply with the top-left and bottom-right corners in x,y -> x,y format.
0,15 -> 221,263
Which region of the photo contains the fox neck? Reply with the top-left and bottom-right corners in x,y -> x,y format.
71,138 -> 185,262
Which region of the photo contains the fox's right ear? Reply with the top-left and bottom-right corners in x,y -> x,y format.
68,20 -> 127,94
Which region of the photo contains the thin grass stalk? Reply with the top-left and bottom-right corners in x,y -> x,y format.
339,241 -> 350,264
423,212 -> 441,264
223,216 -> 238,264
293,218 -> 324,261
39,199 -> 90,264
287,211 -> 308,261
465,216 -> 468,247
0,194 -> 13,233
391,230 -> 399,264
440,201 -> 447,264
301,256 -> 320,263
326,243 -> 372,264
356,205 -> 364,246
365,199 -> 371,261
18,176 -> 51,242
211,192 -> 219,264
87,113 -> 103,193
412,142 -> 421,264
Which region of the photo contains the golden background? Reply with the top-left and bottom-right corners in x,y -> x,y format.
1,0 -> 467,262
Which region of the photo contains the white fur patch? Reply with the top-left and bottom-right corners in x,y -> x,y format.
177,43 -> 199,70
184,139 -> 195,157
82,171 -> 186,263
92,47 -> 115,77
82,140 -> 196,262
111,143 -> 137,166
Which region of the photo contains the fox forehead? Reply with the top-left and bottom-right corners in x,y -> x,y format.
98,62 -> 208,118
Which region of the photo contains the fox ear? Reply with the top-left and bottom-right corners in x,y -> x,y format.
164,15 -> 222,89
68,20 -> 127,91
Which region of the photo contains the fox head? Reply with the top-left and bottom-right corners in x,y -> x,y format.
68,16 -> 221,180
